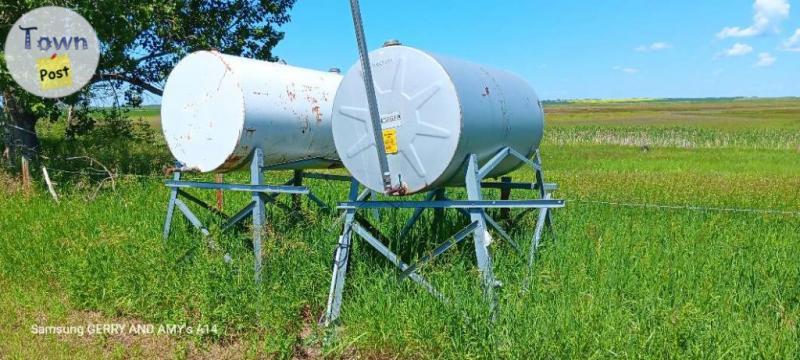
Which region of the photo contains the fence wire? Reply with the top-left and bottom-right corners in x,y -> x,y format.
2,140 -> 798,218
570,199 -> 800,216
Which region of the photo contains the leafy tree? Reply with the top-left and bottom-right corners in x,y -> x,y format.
0,0 -> 295,162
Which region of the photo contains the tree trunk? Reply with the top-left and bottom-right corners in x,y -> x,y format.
2,92 -> 40,162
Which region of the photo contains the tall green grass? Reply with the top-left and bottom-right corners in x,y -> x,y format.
1,98 -> 799,358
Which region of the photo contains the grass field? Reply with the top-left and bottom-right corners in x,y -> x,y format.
1,98 -> 799,358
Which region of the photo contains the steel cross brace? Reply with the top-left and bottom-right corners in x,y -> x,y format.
323,148 -> 564,325
162,148 -> 348,282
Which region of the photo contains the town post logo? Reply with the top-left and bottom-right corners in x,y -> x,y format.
4,6 -> 100,98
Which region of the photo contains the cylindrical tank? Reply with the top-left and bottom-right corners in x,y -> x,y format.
161,50 -> 342,173
331,45 -> 544,194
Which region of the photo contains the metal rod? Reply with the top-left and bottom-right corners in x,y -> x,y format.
162,168 -> 181,241
467,181 -> 557,191
174,198 -> 210,236
251,148 -> 266,283
535,150 -> 556,239
306,192 -> 330,211
399,221 -> 479,279
499,176 -> 513,221
302,172 -> 352,182
215,173 -> 224,211
221,201 -> 255,232
477,147 -> 511,180
483,211 -> 523,256
165,180 -> 309,194
324,180 -> 361,325
509,147 -> 541,171
353,223 -> 446,301
397,191 -> 438,239
292,170 -> 304,211
348,0 -> 393,193
177,189 -> 229,220
338,199 -> 566,209
465,154 -> 498,318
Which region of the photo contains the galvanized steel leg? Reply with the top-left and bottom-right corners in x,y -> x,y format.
433,188 -> 446,224
465,154 -> 498,316
292,169 -> 303,212
499,176 -> 512,221
251,149 -> 266,283
524,193 -> 551,292
162,168 -> 181,241
524,149 -> 557,290
534,150 -> 555,240
324,180 -> 361,325
529,193 -> 551,265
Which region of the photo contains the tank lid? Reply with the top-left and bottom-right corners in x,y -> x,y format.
383,39 -> 402,47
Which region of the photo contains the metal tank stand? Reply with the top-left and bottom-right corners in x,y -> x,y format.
323,147 -> 565,325
162,148 -> 335,282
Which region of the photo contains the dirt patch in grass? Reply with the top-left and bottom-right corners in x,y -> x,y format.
292,304 -> 322,359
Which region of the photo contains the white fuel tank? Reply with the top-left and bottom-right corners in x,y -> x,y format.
331,45 -> 544,194
161,51 -> 342,172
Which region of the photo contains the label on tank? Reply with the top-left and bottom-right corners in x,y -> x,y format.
380,112 -> 402,129
382,128 -> 398,154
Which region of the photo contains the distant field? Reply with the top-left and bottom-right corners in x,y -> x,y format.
546,98 -> 800,149
126,105 -> 162,127
1,98 -> 798,358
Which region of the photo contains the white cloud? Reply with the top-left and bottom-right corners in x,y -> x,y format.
635,42 -> 673,52
755,52 -> 777,66
717,0 -> 791,38
782,28 -> 800,51
613,66 -> 639,74
720,43 -> 754,57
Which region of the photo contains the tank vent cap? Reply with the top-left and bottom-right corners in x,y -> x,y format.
383,39 -> 402,47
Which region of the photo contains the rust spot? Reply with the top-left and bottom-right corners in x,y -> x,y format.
221,155 -> 243,169
482,87 -> 490,97
286,90 -> 296,101
311,105 -> 322,122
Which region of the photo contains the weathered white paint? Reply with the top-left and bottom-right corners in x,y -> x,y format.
161,50 -> 342,172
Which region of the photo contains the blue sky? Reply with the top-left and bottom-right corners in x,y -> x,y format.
273,0 -> 800,100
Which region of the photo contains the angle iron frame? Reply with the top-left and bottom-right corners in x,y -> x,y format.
163,148 -> 347,282
323,147 -> 565,325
